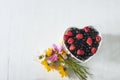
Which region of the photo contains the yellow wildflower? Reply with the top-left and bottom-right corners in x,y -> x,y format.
45,48 -> 52,57
58,55 -> 64,61
58,65 -> 67,78
41,60 -> 52,72
58,65 -> 63,69
59,70 -> 67,78
60,50 -> 67,59
61,52 -> 67,57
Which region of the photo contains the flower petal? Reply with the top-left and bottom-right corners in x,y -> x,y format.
52,44 -> 59,50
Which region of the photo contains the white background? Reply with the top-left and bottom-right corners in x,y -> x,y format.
0,0 -> 120,80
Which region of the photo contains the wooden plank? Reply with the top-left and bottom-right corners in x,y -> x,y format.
0,9 -> 10,80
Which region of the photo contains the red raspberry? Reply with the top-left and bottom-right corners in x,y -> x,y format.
86,37 -> 92,46
63,35 -> 69,41
84,26 -> 89,32
66,31 -> 73,36
67,38 -> 74,44
77,49 -> 84,55
91,47 -> 97,54
69,44 -> 76,51
76,33 -> 83,39
96,35 -> 101,42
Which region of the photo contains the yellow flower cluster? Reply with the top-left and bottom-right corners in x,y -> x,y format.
41,59 -> 52,72
58,65 -> 67,77
46,48 -> 52,57
40,44 -> 68,78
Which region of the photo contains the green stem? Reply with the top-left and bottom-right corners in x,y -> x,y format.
65,59 -> 90,80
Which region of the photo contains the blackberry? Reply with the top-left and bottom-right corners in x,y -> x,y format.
64,26 -> 101,61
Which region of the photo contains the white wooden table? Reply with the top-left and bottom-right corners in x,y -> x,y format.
0,0 -> 120,80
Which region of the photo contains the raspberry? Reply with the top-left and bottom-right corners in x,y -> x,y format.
91,47 -> 97,54
96,35 -> 101,42
63,35 -> 69,41
67,38 -> 74,44
86,37 -> 92,46
84,26 -> 89,32
69,44 -> 76,51
77,49 -> 84,55
76,33 -> 83,39
67,31 -> 73,36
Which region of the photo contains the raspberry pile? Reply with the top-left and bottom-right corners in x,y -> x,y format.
64,26 -> 101,61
